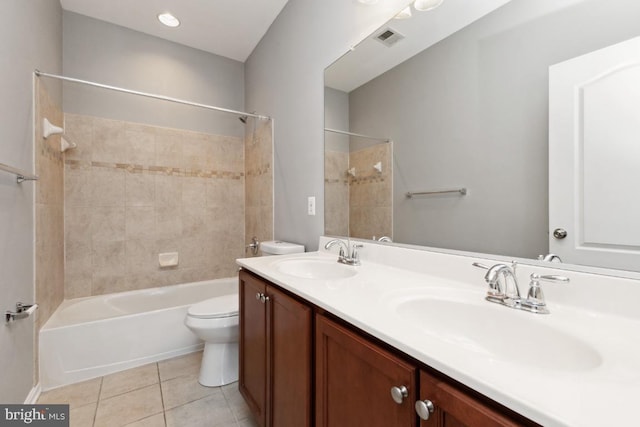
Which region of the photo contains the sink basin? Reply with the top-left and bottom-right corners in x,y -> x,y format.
395,297 -> 602,371
275,259 -> 358,280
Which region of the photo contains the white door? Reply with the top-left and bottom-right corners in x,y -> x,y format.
549,36 -> 640,271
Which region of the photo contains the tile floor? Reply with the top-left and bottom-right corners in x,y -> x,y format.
37,351 -> 259,427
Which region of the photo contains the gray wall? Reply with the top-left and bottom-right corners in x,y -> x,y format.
63,11 -> 245,137
0,0 -> 62,402
245,0 -> 409,251
348,0 -> 640,258
324,87 -> 349,152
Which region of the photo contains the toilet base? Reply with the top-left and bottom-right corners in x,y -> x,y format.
198,341 -> 238,387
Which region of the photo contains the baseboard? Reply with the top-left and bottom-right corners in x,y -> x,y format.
24,383 -> 41,404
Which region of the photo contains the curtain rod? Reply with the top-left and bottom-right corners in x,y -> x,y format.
34,70 -> 271,121
324,128 -> 390,143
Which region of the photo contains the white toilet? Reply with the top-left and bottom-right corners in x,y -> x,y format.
184,240 -> 304,387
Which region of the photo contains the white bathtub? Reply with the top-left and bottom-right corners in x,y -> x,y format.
39,277 -> 238,390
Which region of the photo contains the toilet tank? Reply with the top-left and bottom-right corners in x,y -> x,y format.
260,240 -> 304,256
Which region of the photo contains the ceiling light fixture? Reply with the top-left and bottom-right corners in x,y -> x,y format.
413,0 -> 445,12
157,12 -> 180,28
395,6 -> 412,19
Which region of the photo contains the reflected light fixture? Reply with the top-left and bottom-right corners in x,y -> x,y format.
158,12 -> 180,27
414,0 -> 445,11
395,6 -> 412,19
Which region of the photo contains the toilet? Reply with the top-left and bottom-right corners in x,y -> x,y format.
184,240 -> 304,387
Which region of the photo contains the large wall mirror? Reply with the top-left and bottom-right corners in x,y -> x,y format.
324,0 -> 640,273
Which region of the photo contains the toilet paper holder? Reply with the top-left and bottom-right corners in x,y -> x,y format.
5,302 -> 38,323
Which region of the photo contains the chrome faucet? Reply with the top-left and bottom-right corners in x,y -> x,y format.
324,239 -> 362,266
472,262 -> 569,314
377,236 -> 392,242
483,262 -> 521,307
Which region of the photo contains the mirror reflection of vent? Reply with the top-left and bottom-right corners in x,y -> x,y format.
374,27 -> 405,47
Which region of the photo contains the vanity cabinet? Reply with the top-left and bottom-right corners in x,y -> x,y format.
417,370 -> 527,427
238,270 -> 312,427
315,314 -> 418,427
239,269 -> 537,427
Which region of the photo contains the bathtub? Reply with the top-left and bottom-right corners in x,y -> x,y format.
39,277 -> 238,391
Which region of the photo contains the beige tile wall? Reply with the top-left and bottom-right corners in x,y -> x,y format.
244,118 -> 273,256
35,80 -> 65,329
324,150 -> 349,236
349,143 -> 392,240
64,114 -> 245,297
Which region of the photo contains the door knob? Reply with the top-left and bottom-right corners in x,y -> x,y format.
415,399 -> 435,420
390,385 -> 408,404
553,228 -> 567,239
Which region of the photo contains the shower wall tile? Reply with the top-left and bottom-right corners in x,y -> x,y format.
64,113 -> 93,161
65,167 -> 92,207
324,150 -> 349,237
35,80 -> 65,335
349,143 -> 392,240
64,114 -> 248,297
91,168 -> 125,207
91,206 -> 125,243
125,206 -> 155,240
244,118 -> 273,256
125,173 -> 155,207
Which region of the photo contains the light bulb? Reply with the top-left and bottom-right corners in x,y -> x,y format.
158,12 -> 180,28
414,0 -> 444,12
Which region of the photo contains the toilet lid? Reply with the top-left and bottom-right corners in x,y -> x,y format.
188,294 -> 239,319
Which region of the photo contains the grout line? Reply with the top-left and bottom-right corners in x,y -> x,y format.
92,377 -> 103,427
156,362 -> 168,427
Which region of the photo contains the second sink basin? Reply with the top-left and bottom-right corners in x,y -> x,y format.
274,258 -> 358,280
394,296 -> 602,372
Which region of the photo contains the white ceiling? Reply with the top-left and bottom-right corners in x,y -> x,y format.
325,0 -> 513,93
60,0 -> 290,62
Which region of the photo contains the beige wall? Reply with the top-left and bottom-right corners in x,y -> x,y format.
63,114 -> 246,297
245,118 -> 274,255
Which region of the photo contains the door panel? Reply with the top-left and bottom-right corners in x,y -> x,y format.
549,36 -> 640,270
268,286 -> 312,427
239,271 -> 267,426
316,314 -> 417,427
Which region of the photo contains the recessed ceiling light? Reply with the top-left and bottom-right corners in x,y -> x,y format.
414,0 -> 445,12
158,12 -> 180,28
358,0 -> 379,4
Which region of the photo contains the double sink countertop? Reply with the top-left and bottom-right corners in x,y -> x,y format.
237,236 -> 640,427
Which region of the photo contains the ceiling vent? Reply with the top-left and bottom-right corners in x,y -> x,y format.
374,27 -> 405,47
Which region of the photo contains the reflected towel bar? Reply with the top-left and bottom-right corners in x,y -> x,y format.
0,162 -> 39,184
406,188 -> 467,198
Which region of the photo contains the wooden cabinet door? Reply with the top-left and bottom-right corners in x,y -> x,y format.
418,370 -> 528,427
316,314 -> 417,427
268,285 -> 312,427
239,271 -> 267,427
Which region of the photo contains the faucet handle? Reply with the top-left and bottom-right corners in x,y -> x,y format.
521,273 -> 568,314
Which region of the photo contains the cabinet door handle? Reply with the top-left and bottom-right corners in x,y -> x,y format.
256,292 -> 262,301
415,399 -> 435,420
260,294 -> 270,303
390,385 -> 409,404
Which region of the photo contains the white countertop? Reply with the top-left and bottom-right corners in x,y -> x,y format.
237,237 -> 640,427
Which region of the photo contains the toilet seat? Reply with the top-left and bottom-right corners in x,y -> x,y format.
187,294 -> 238,319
